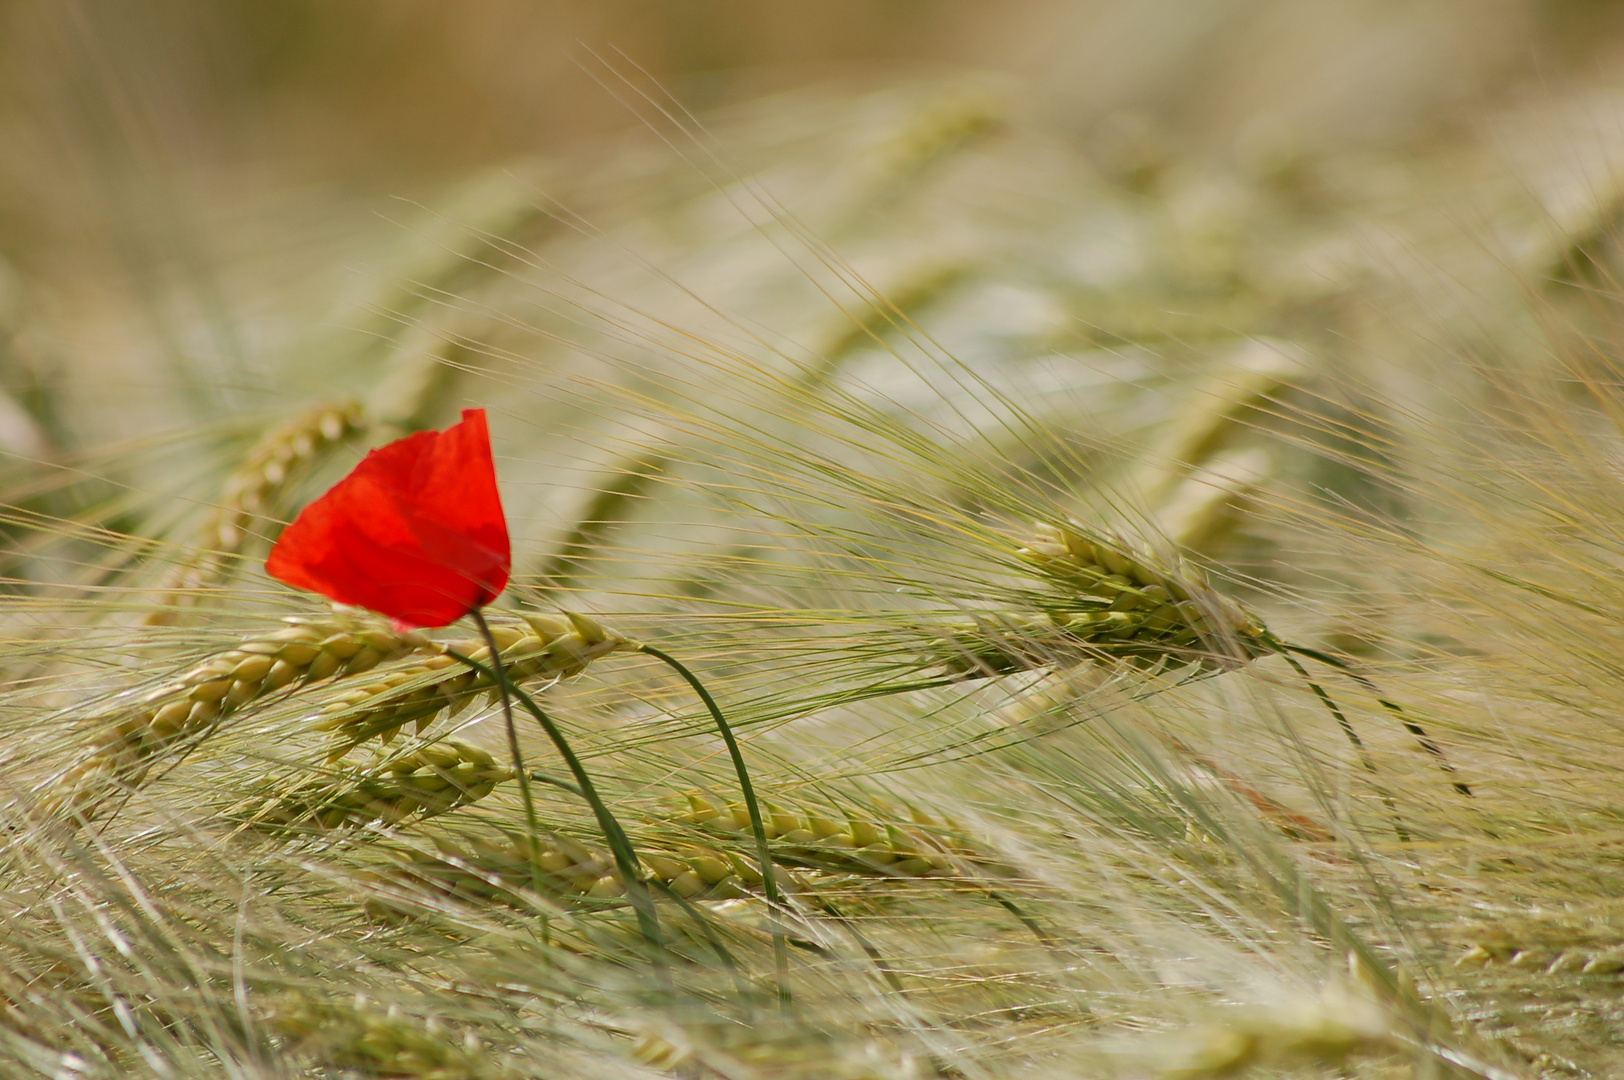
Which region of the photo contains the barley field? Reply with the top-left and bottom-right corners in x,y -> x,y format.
8,4 -> 1624,1077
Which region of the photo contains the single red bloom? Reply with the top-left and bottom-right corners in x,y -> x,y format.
266,408 -> 511,629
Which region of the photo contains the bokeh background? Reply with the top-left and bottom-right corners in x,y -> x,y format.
12,0 -> 1624,619
9,0 -> 1624,442
1,0 -> 1624,579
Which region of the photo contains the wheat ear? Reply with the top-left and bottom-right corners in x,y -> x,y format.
243,738 -> 513,830
922,524 -> 1269,678
269,991 -> 506,1080
145,400 -> 365,624
377,801 -> 976,917
672,791 -> 985,878
44,610 -> 433,822
314,612 -> 630,754
1022,524 -> 1465,783
377,831 -> 778,913
1456,940 -> 1624,976
928,524 -> 1465,821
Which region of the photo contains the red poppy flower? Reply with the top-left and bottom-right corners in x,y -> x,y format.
266,408 -> 511,629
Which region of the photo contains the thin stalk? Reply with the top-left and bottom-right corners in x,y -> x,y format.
527,770 -> 583,798
1277,640 -> 1471,796
806,896 -> 906,995
986,888 -> 1057,947
448,623 -> 663,954
650,879 -> 755,1006
1280,652 -> 1409,843
466,609 -> 542,895
635,642 -> 789,1003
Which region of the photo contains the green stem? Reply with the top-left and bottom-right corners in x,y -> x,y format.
447,631 -> 663,954
467,609 -> 543,895
635,642 -> 789,1003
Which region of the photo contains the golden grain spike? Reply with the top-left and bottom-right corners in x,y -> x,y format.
146,399 -> 366,624
269,992 -> 498,1080
673,791 -> 971,878
247,739 -> 514,831
314,612 -> 632,753
366,805 -> 972,918
45,610 -> 432,822
379,830 -> 769,913
924,522 -> 1272,678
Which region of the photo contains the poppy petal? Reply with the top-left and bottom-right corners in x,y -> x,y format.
266,408 -> 512,628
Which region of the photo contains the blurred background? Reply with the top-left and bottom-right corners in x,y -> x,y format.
6,0 -> 1624,421
8,0 -> 1624,590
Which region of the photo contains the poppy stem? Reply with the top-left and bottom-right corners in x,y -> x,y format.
467,609 -> 544,896
636,643 -> 790,1003
452,614 -> 665,954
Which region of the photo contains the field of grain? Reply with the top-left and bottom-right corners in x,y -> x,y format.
8,5 -> 1624,1077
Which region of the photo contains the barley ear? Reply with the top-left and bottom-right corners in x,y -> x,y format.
145,399 -> 365,624
269,992 -> 503,1079
44,610 -> 432,823
244,738 -> 514,831
314,612 -> 632,754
